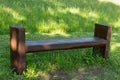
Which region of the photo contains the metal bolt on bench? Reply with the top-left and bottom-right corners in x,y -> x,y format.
10,23 -> 112,74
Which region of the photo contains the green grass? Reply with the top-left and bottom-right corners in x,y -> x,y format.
0,0 -> 120,79
0,0 -> 120,34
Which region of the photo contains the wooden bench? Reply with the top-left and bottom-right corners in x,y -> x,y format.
10,23 -> 112,74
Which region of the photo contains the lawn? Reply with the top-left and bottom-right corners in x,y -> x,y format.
0,0 -> 120,34
0,0 -> 120,80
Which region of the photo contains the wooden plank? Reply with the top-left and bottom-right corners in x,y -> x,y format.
25,37 -> 107,52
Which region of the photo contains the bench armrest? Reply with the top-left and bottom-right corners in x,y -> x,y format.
10,25 -> 25,53
94,23 -> 112,41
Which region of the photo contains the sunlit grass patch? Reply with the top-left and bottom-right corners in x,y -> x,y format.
0,6 -> 25,21
99,0 -> 120,5
37,20 -> 68,33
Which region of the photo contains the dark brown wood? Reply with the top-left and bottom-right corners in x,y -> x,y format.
10,23 -> 112,74
10,25 -> 26,74
25,37 -> 107,52
93,23 -> 112,58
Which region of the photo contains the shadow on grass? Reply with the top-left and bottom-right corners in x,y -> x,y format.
36,66 -> 119,80
0,0 -> 120,34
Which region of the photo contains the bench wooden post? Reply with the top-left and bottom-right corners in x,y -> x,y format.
93,23 -> 112,58
10,25 -> 26,74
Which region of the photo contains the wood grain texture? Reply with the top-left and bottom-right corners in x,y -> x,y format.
10,25 -> 26,75
25,37 -> 107,52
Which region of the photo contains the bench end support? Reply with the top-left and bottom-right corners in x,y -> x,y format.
10,25 -> 26,74
93,23 -> 112,58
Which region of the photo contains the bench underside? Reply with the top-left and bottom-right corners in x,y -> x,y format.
26,37 -> 107,53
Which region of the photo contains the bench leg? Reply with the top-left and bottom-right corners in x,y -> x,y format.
10,25 -> 26,74
93,23 -> 112,58
93,45 -> 109,58
10,51 -> 26,74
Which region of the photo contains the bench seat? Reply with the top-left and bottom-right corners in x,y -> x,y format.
26,37 -> 107,52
